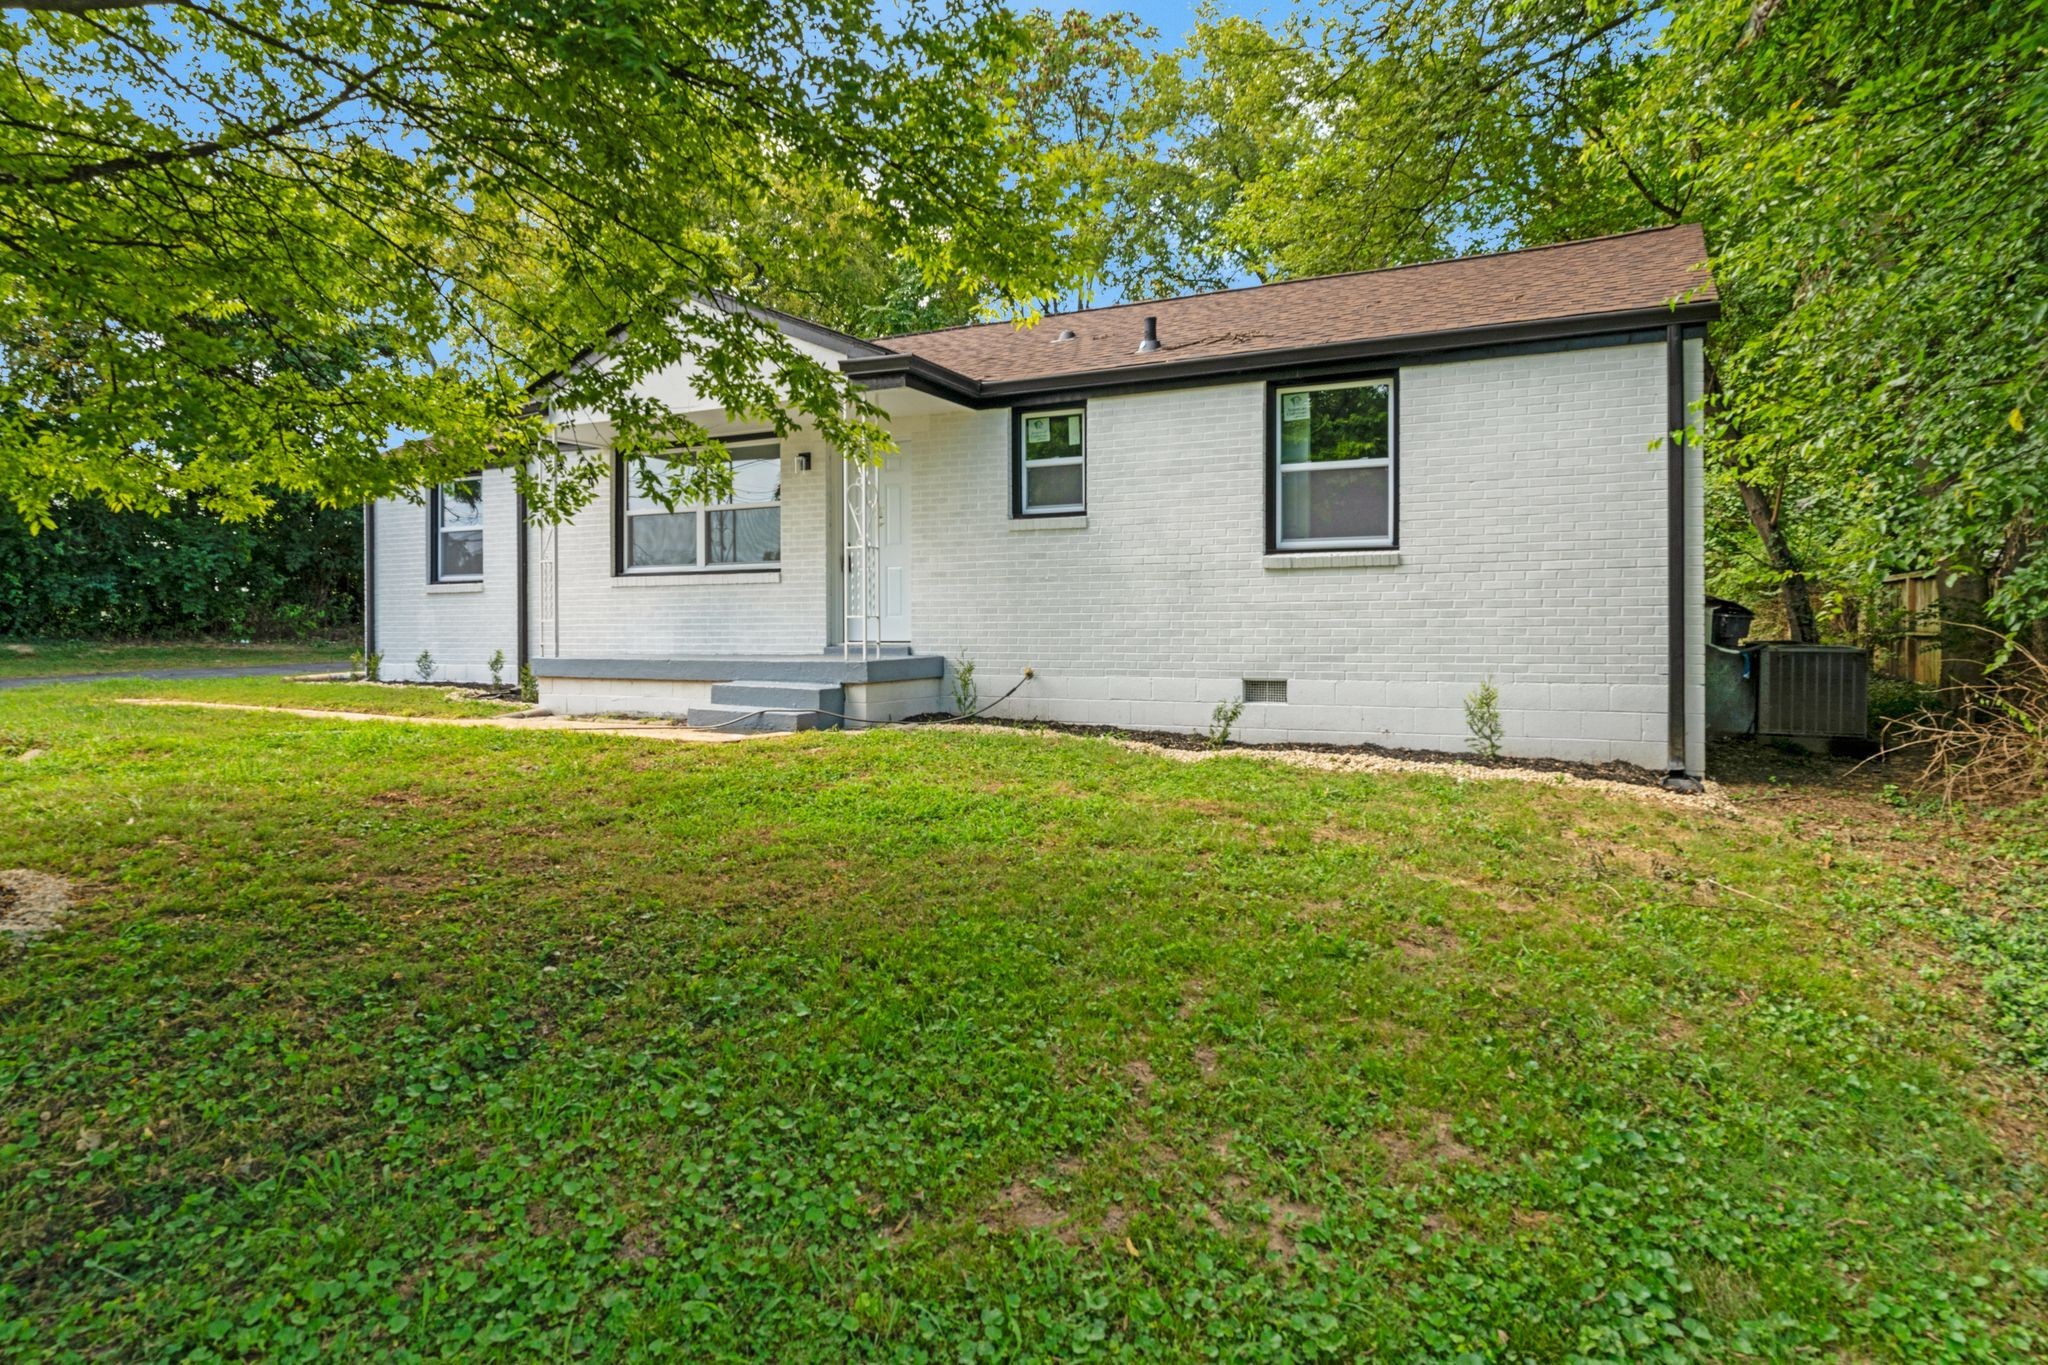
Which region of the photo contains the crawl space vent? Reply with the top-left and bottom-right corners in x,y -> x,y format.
1243,679 -> 1289,704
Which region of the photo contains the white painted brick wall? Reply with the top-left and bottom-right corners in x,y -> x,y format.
368,469 -> 520,685
898,340 -> 1700,770
374,339 -> 1707,771
372,436 -> 833,678
534,436 -> 828,658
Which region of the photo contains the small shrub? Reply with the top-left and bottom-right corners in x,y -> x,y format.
518,663 -> 538,705
950,657 -> 978,715
364,651 -> 382,683
1208,697 -> 1244,748
415,650 -> 435,683
488,648 -> 506,688
1464,678 -> 1504,759
1869,676 -> 1939,741
347,649 -> 364,682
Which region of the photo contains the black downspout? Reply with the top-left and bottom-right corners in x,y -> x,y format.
362,500 -> 376,663
1663,324 -> 1698,790
515,487 -> 529,672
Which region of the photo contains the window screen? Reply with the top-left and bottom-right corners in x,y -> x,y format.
1274,380 -> 1393,548
434,477 -> 483,581
1018,408 -> 1085,516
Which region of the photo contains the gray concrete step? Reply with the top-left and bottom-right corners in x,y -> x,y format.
708,680 -> 845,712
684,705 -> 828,733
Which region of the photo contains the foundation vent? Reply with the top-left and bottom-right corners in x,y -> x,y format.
1243,679 -> 1288,705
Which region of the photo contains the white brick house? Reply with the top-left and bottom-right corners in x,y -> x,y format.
367,227 -> 1715,780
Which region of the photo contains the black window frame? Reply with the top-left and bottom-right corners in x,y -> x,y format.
611,437 -> 784,577
1010,402 -> 1088,520
1263,373 -> 1400,554
428,474 -> 485,583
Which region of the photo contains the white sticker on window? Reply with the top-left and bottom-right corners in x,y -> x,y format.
1281,393 -> 1310,421
1026,417 -> 1050,443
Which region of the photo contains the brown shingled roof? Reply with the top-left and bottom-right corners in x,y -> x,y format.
874,225 -> 1715,387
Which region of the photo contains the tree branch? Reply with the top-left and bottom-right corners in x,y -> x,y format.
0,67 -> 384,189
1,0 -> 165,11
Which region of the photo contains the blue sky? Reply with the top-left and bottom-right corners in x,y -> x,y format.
1060,0 -> 1273,50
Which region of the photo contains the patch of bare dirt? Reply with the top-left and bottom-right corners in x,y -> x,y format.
1122,1058 -> 1156,1101
0,870 -> 73,940
1377,1114 -> 1479,1176
1395,925 -> 1460,964
1568,833 -> 1678,882
1263,1200 -> 1323,1258
616,1224 -> 664,1263
991,1181 -> 1071,1238
1659,1013 -> 1700,1046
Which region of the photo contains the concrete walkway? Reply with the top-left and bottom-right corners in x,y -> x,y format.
115,697 -> 753,742
0,662 -> 342,691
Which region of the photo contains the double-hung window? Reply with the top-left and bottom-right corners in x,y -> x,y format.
1273,378 -> 1395,549
1014,406 -> 1086,517
431,476 -> 484,581
620,443 -> 782,573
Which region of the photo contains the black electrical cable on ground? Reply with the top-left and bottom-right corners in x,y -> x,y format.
688,668 -> 1036,733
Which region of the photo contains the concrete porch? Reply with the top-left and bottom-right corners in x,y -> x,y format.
530,650 -> 946,730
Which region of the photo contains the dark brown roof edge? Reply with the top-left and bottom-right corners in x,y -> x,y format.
842,298 -> 1720,407
872,224 -> 1713,346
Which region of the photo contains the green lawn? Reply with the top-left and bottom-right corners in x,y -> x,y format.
1,683 -> 2044,1360
0,638 -> 352,680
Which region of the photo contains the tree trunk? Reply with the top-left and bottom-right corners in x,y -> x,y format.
1937,568 -> 1992,692
1737,478 -> 1822,642
1705,353 -> 1822,642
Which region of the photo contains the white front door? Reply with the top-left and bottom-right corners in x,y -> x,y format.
878,456 -> 912,642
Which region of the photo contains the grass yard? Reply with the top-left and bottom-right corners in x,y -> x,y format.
0,638 -> 353,681
1,681 -> 2044,1360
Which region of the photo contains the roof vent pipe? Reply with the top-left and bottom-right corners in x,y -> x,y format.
1136,316 -> 1159,353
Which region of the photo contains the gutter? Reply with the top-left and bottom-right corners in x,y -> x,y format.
841,301 -> 1721,408
362,500 -> 376,663
515,486 -> 529,673
1663,323 -> 1701,791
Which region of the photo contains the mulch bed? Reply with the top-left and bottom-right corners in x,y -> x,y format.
917,715 -> 1670,789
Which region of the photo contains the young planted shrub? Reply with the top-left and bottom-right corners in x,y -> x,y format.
950,657 -> 978,715
1464,678 -> 1504,759
489,649 -> 506,687
415,650 -> 435,683
1208,697 -> 1244,748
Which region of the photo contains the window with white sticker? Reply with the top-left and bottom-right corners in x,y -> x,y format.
432,476 -> 483,582
1015,407 -> 1085,516
1273,379 -> 1395,549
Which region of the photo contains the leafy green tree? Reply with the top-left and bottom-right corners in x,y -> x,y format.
0,0 -> 1080,528
0,492 -> 360,638
1117,0 -> 2046,649
1119,11 -> 1321,296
